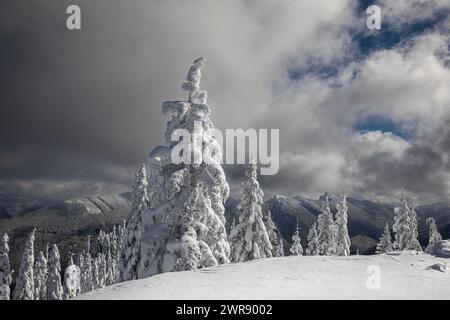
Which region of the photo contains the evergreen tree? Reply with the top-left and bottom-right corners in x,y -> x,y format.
426,217 -> 442,253
63,255 -> 81,300
33,251 -> 48,300
46,244 -> 63,300
264,211 -> 284,257
80,236 -> 93,293
229,163 -> 272,262
121,165 -> 149,281
92,257 -> 100,289
376,223 -> 393,254
139,58 -> 230,277
98,253 -> 107,288
306,222 -> 320,256
317,195 -> 335,256
13,229 -> 35,300
0,233 -> 12,300
289,220 -> 303,256
334,192 -> 351,256
393,190 -> 422,251
408,203 -> 422,252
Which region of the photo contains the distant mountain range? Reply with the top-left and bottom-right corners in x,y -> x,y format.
0,192 -> 449,273
227,193 -> 450,254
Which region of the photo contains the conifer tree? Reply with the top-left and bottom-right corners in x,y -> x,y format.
317,196 -> 335,256
425,217 -> 442,253
13,229 -> 36,300
335,192 -> 351,256
393,190 -> 422,251
289,220 -> 303,256
229,163 -> 272,262
33,251 -> 47,300
264,211 -> 284,257
306,222 -> 320,256
376,223 -> 393,254
121,165 -> 149,281
63,255 -> 81,299
46,244 -> 63,300
139,58 -> 230,277
0,233 -> 12,300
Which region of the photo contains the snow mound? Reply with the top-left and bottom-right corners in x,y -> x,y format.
433,240 -> 450,258
78,253 -> 450,300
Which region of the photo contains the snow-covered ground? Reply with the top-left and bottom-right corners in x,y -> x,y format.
78,252 -> 449,300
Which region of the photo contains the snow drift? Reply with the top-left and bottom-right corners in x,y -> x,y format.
78,252 -> 450,300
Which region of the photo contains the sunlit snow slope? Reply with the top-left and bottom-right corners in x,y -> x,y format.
78,252 -> 449,300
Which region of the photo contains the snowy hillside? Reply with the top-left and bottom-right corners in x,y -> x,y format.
78,252 -> 450,300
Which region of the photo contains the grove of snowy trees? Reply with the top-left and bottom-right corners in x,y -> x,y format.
0,58 -> 447,300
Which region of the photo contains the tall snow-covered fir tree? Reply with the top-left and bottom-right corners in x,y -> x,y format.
376,223 -> 393,254
306,222 -> 320,256
334,192 -> 351,256
289,220 -> 303,256
229,163 -> 272,262
80,236 -> 93,293
408,202 -> 422,251
425,217 -> 442,253
46,244 -> 63,300
33,251 -> 48,300
121,164 -> 149,281
138,58 -> 230,277
392,190 -> 422,251
264,211 -> 284,257
63,255 -> 81,300
0,233 -> 12,300
13,229 -> 36,300
317,196 -> 335,256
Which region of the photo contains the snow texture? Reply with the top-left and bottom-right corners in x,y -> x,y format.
78,252 -> 450,300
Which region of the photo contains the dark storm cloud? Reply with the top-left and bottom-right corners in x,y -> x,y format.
1,0 -> 449,202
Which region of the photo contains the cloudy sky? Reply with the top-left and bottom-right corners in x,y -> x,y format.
1,0 -> 450,203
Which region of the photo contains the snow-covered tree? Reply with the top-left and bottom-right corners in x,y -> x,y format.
13,229 -> 35,300
376,223 -> 393,254
426,217 -> 442,253
98,253 -> 107,288
46,244 -> 63,300
138,58 -> 230,277
80,236 -> 93,293
0,233 -> 12,300
317,196 -> 335,256
334,192 -> 351,256
105,234 -> 115,286
264,211 -> 284,257
229,163 -> 272,262
393,190 -> 422,251
289,220 -> 303,256
63,255 -> 81,300
33,251 -> 47,300
408,202 -> 422,251
121,165 -> 149,281
306,222 -> 320,256
92,258 -> 100,289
